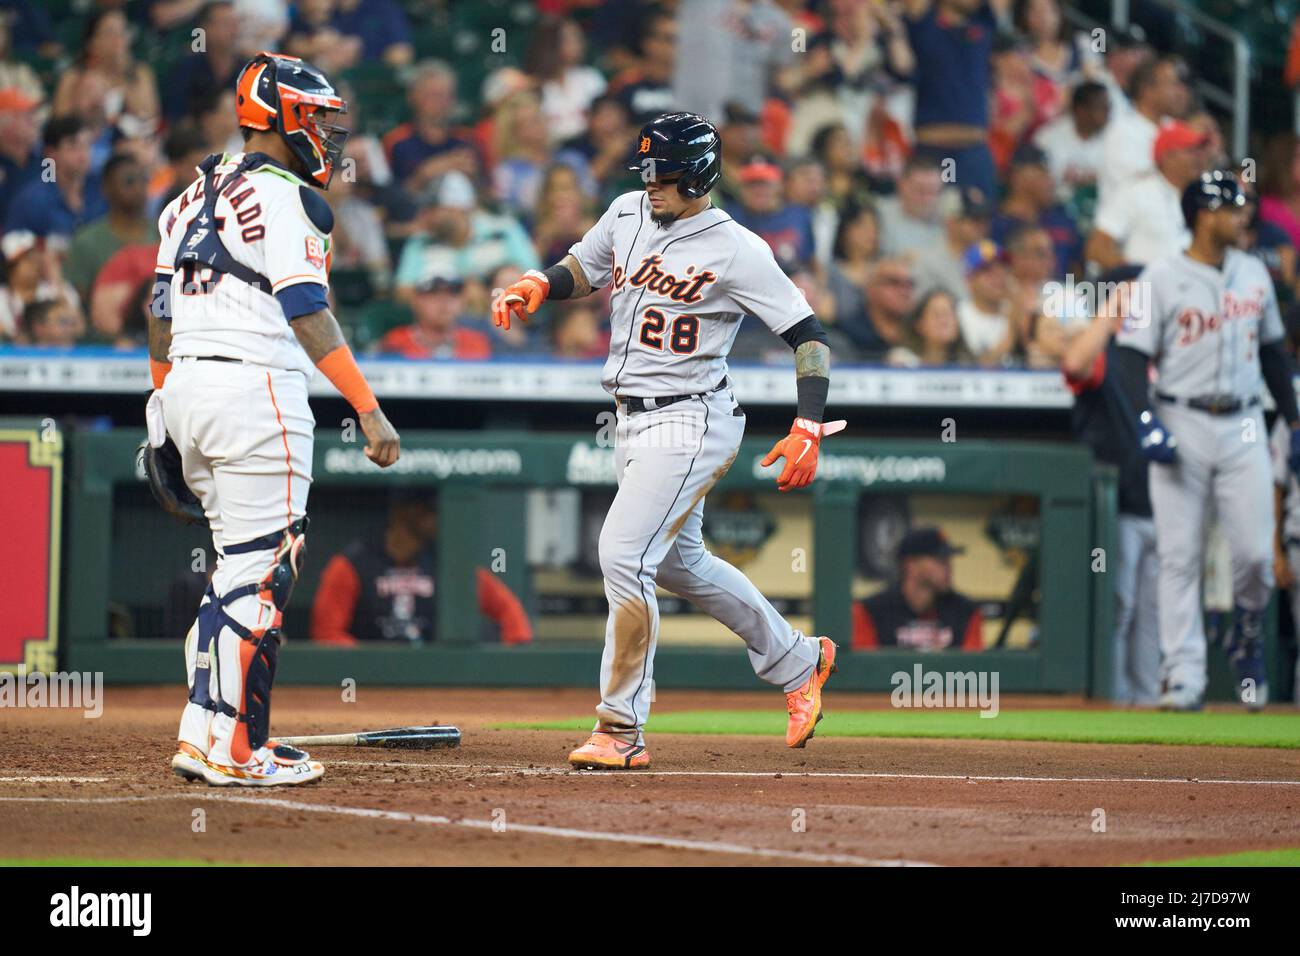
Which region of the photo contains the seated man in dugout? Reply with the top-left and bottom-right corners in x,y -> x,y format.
310,491 -> 532,646
853,527 -> 984,651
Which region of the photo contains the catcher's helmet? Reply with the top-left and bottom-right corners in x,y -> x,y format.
235,52 -> 349,189
1181,169 -> 1246,229
626,112 -> 721,199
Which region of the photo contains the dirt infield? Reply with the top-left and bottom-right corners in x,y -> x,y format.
2,686 -> 1298,866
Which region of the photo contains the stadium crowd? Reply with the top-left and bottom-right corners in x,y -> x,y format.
0,0 -> 1294,367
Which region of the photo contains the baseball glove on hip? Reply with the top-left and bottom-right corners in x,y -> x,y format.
138,436 -> 207,527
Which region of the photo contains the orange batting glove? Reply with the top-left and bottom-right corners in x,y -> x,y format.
491,269 -> 549,330
761,418 -> 847,492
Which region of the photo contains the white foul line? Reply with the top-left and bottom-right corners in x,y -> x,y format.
0,792 -> 931,867
328,761 -> 1300,787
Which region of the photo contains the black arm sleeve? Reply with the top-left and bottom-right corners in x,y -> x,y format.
795,375 -> 830,423
542,263 -> 576,300
1111,345 -> 1153,418
780,314 -> 829,349
1260,340 -> 1300,427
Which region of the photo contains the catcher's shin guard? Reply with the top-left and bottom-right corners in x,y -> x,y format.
206,520 -> 308,766
177,589 -> 221,753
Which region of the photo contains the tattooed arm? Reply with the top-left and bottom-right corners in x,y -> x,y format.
784,317 -> 831,423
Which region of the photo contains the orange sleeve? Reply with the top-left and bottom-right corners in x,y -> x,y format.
852,601 -> 878,650
961,608 -> 985,651
475,567 -> 533,645
316,345 -> 378,414
1287,21 -> 1300,89
150,358 -> 172,389
310,554 -> 361,646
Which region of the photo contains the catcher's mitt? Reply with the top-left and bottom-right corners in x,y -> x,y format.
138,436 -> 207,527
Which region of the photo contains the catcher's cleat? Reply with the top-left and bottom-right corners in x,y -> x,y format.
170,741 -> 210,782
199,747 -> 325,787
786,637 -> 837,748
568,733 -> 650,770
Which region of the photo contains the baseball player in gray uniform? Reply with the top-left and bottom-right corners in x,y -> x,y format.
1115,170 -> 1300,710
1269,413 -> 1300,706
491,113 -> 844,769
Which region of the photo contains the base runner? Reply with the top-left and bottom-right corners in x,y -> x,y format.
1115,170 -> 1300,711
145,53 -> 400,785
492,113 -> 844,769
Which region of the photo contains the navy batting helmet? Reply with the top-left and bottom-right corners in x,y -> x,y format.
626,112 -> 722,199
1181,169 -> 1246,230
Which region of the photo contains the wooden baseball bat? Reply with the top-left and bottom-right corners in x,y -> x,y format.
277,724 -> 461,750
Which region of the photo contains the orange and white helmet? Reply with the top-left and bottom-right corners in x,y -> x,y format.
235,52 -> 349,189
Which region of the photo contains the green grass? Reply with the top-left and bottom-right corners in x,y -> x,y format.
501,709 -> 1300,749
1137,848 -> 1300,867
0,857 -> 237,867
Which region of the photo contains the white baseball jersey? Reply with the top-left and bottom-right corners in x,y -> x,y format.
568,191 -> 812,397
1270,417 -> 1300,542
156,152 -> 332,375
1117,248 -> 1284,400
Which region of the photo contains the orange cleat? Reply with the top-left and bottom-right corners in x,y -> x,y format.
568,732 -> 650,770
785,637 -> 837,748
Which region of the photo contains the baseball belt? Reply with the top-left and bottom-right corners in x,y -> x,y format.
1154,391 -> 1260,416
618,378 -> 728,415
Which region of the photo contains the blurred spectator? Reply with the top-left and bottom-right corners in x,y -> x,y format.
550,300 -> 608,360
64,153 -> 152,302
0,87 -> 41,225
6,117 -> 106,243
913,185 -> 991,300
829,200 -> 880,290
327,148 -> 391,294
989,32 -> 1058,173
492,91 -> 555,217
1187,109 -> 1228,171
861,97 -> 911,184
886,288 -> 974,367
0,0 -> 57,59
1015,0 -> 1094,105
990,144 -> 1080,278
23,297 -> 84,347
383,60 -> 479,193
379,273 -> 492,360
147,122 -> 209,220
0,18 -> 46,106
393,171 -> 539,297
556,94 -> 636,199
528,16 -> 608,146
1237,172 -> 1297,303
957,239 -> 1015,366
849,256 -> 916,357
784,156 -> 837,268
1032,81 -> 1110,205
1005,224 -> 1071,368
165,1 -> 243,121
877,153 -> 948,258
608,5 -> 679,125
0,230 -> 81,342
530,163 -> 597,264
1097,54 -> 1189,204
231,0 -> 291,55
310,493 -> 532,646
285,0 -> 362,77
331,0 -> 413,66
674,0 -> 798,124
905,0 -> 1007,203
1096,22 -> 1151,120
730,155 -> 813,267
811,121 -> 875,209
1087,120 -> 1205,270
89,244 -> 157,345
852,526 -> 983,651
1260,132 -> 1300,251
195,88 -> 242,155
53,10 -> 160,137
715,103 -> 765,203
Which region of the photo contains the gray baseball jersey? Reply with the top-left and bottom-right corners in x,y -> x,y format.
569,190 -> 812,397
1117,248 -> 1283,399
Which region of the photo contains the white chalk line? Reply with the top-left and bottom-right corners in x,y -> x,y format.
328,761 -> 1300,787
0,792 -> 929,867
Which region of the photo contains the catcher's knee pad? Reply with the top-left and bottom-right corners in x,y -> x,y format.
225,518 -> 308,616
